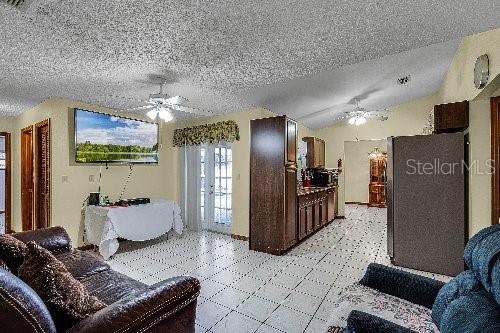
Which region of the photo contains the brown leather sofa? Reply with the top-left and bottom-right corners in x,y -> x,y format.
0,227 -> 201,333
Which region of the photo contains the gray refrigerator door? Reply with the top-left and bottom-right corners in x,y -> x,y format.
392,133 -> 465,276
387,137 -> 394,258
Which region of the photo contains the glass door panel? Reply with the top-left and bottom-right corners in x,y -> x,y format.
200,143 -> 232,234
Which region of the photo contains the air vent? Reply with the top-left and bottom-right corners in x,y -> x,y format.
3,0 -> 26,8
397,75 -> 411,86
1,0 -> 33,11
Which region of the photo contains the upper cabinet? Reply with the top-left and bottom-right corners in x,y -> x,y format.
303,137 -> 325,168
434,101 -> 469,133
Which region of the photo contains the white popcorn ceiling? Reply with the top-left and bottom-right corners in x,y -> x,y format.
0,0 -> 499,126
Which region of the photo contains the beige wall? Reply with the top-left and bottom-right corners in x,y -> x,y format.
0,117 -> 15,133
439,28 -> 500,104
344,140 -> 386,204
317,93 -> 438,216
9,99 -> 179,245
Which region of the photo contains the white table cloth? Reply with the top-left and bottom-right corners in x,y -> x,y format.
84,199 -> 183,259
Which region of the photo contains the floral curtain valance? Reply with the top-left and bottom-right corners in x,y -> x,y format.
173,120 -> 240,146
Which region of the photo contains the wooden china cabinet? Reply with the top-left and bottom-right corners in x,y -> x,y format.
368,152 -> 387,207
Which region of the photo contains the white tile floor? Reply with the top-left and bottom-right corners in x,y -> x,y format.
107,205 -> 450,333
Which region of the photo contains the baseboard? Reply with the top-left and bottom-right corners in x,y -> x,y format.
345,201 -> 369,205
335,215 -> 346,219
231,234 -> 249,241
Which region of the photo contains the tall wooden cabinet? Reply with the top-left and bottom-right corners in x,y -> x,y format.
250,116 -> 298,255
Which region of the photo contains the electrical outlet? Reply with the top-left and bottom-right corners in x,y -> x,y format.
89,175 -> 95,182
61,175 -> 68,183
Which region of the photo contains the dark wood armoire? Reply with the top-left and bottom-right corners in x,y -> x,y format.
250,116 -> 297,255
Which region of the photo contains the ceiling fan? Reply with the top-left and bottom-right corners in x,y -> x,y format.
336,99 -> 389,126
128,83 -> 212,122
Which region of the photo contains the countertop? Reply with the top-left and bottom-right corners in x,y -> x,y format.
297,185 -> 337,196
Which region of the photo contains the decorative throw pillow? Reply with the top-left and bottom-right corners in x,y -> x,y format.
0,234 -> 28,274
18,242 -> 106,331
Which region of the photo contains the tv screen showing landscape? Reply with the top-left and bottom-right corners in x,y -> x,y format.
75,109 -> 159,164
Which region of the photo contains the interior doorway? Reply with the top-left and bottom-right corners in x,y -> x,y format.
0,132 -> 11,234
21,125 -> 34,231
35,119 -> 51,229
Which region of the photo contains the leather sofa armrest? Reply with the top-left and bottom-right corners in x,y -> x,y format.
13,227 -> 72,254
68,276 -> 201,333
344,310 -> 417,333
359,263 -> 445,309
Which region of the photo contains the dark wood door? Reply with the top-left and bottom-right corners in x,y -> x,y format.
491,96 -> 500,225
21,126 -> 34,231
35,120 -> 51,229
298,204 -> 307,240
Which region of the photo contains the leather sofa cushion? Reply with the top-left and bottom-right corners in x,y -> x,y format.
56,250 -> 110,280
81,269 -> 148,305
440,291 -> 500,333
0,268 -> 57,333
431,270 -> 483,327
18,242 -> 106,332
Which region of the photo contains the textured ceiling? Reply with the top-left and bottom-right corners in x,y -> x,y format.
0,0 -> 499,124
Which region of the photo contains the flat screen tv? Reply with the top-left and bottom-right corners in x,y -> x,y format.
74,109 -> 159,164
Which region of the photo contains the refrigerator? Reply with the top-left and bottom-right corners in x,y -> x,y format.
387,133 -> 467,276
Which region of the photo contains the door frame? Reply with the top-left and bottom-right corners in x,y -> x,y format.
0,132 -> 11,233
34,119 -> 51,229
21,125 -> 34,231
491,96 -> 500,225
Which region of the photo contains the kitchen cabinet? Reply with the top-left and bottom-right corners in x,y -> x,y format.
327,189 -> 336,221
250,115 -> 298,255
297,187 -> 337,241
434,101 -> 469,133
303,137 -> 325,168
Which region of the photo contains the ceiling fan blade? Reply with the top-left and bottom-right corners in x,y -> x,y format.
126,105 -> 155,111
169,104 -> 213,116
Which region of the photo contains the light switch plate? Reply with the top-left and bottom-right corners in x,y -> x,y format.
61,175 -> 68,183
89,175 -> 95,182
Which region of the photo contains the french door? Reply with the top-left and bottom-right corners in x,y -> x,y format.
200,143 -> 232,234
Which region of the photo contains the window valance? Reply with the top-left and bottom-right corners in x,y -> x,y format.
173,120 -> 240,146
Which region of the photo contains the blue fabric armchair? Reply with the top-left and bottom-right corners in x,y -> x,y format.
333,224 -> 500,333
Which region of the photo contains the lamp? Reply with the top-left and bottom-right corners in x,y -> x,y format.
348,117 -> 356,125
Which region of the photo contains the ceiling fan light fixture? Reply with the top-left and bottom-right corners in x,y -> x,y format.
158,108 -> 173,122
146,110 -> 158,120
355,116 -> 367,126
